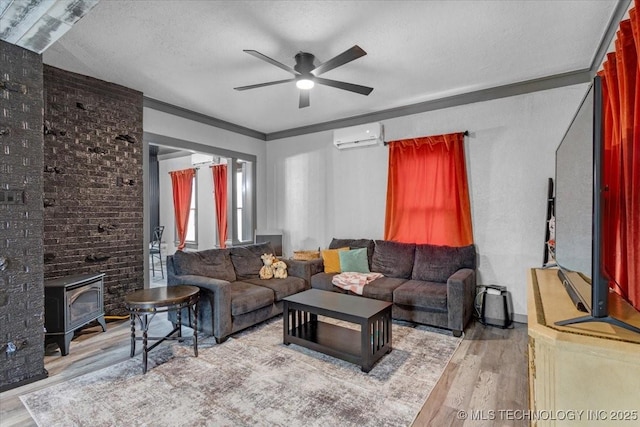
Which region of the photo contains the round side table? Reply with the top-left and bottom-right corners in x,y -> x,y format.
124,285 -> 199,374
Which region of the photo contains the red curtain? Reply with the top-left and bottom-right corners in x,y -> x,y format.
211,164 -> 228,248
598,0 -> 640,311
384,132 -> 473,246
169,168 -> 196,250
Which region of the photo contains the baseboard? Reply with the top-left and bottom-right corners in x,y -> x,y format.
0,369 -> 48,393
513,313 -> 527,324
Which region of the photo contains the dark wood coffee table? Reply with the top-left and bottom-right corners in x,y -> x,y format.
124,285 -> 199,374
283,289 -> 392,372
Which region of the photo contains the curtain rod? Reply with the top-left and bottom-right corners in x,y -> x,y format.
383,130 -> 469,146
168,167 -> 199,174
167,163 -> 225,174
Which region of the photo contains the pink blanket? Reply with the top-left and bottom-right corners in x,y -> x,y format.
331,272 -> 384,295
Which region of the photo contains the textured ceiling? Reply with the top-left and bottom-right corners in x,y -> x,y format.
40,0 -> 619,135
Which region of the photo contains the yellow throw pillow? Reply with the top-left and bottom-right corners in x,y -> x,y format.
321,247 -> 350,273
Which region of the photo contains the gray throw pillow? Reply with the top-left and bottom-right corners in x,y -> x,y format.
173,249 -> 236,282
371,240 -> 416,279
230,242 -> 275,279
412,244 -> 476,283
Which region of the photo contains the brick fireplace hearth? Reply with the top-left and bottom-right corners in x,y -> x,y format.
42,65 -> 144,316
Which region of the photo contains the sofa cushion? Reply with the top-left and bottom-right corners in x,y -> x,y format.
361,276 -> 407,302
244,276 -> 308,301
393,280 -> 448,311
321,247 -> 349,273
329,238 -> 375,268
172,249 -> 236,282
229,281 -> 275,316
371,240 -> 415,279
310,272 -> 404,300
247,241 -> 276,256
230,242 -> 275,280
310,272 -> 348,294
412,244 -> 476,283
339,248 -> 370,273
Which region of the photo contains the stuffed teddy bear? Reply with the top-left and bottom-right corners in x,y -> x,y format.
272,260 -> 288,279
259,253 -> 275,279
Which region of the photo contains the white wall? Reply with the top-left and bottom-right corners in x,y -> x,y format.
265,84 -> 591,317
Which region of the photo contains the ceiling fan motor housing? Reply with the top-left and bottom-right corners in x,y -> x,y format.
294,52 -> 316,76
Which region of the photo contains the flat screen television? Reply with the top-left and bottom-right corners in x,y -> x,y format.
554,76 -> 640,334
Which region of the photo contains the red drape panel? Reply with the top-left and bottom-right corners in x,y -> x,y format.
629,8 -> 640,309
384,132 -> 473,246
169,168 -> 196,250
597,1 -> 640,311
211,164 -> 228,248
600,58 -> 624,287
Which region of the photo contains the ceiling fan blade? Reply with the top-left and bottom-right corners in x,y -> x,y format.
311,45 -> 367,76
243,50 -> 299,75
315,77 -> 373,96
234,78 -> 296,91
299,90 -> 310,108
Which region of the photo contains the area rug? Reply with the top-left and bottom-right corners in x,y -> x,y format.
20,317 -> 461,427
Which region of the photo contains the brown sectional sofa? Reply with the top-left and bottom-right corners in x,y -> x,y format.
167,242 -> 310,343
306,238 -> 477,337
167,238 -> 476,342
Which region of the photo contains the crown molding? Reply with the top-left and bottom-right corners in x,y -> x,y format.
143,97 -> 266,141
144,132 -> 257,162
144,68 -> 595,142
267,69 -> 592,140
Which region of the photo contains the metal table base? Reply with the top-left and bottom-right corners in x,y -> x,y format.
125,286 -> 199,374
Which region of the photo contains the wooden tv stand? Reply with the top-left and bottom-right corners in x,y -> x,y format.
528,268 -> 640,426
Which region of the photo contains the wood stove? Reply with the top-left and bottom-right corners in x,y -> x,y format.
44,272 -> 107,356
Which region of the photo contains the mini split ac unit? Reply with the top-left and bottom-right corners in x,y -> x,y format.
191,153 -> 213,165
333,123 -> 383,150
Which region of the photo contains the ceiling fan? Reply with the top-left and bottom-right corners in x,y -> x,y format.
234,45 -> 373,108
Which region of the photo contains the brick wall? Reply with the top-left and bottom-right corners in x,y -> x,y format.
0,40 -> 46,390
42,65 -> 144,315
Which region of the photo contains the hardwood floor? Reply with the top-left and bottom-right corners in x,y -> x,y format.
0,316 -> 528,427
413,321 -> 530,427
0,316 -> 177,427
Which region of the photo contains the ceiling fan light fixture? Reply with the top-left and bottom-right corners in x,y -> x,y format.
296,78 -> 315,90
236,46 -> 372,107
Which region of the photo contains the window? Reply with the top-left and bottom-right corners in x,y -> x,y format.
236,167 -> 243,241
235,160 -> 253,243
384,132 -> 472,246
186,175 -> 197,243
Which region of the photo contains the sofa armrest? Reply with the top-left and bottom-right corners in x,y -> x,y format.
168,273 -> 233,339
168,273 -> 230,291
283,258 -> 324,284
308,258 -> 325,276
283,259 -> 311,284
446,268 -> 476,334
